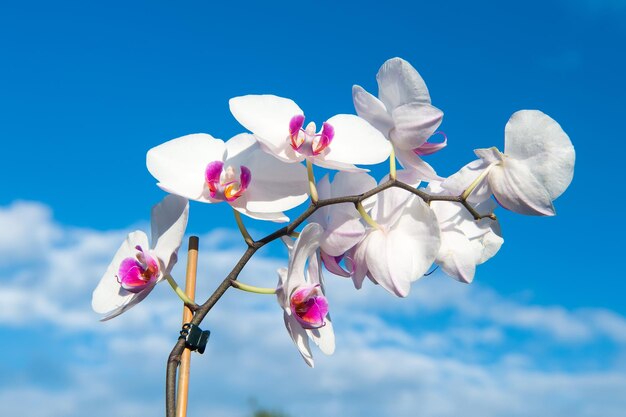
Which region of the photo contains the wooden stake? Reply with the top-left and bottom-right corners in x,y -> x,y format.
176,236 -> 199,417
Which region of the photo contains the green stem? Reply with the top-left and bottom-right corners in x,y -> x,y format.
357,201 -> 381,230
306,159 -> 319,203
230,279 -> 277,294
461,162 -> 498,200
389,146 -> 397,181
233,209 -> 254,246
165,275 -> 198,307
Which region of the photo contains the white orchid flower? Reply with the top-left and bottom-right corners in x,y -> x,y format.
352,57 -> 446,180
229,94 -> 391,172
147,133 -> 309,222
428,182 -> 503,283
442,110 -> 575,216
276,223 -> 335,367
92,195 -> 189,320
309,172 -> 376,266
352,185 -> 441,297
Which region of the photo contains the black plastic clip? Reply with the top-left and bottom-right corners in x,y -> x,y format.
179,323 -> 210,354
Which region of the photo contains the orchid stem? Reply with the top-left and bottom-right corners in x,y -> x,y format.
230,279 -> 277,295
461,162 -> 497,201
233,209 -> 254,246
357,201 -> 381,230
306,159 -> 319,204
290,231 -> 300,238
389,146 -> 397,181
165,274 -> 198,308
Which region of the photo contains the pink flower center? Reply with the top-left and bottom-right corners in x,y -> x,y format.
289,284 -> 329,329
205,161 -> 251,202
289,115 -> 334,157
117,245 -> 160,293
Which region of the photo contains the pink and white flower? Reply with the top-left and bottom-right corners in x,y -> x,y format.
276,223 -> 334,367
229,94 -> 391,171
442,110 -> 575,216
92,195 -> 189,320
147,133 -> 309,222
353,57 -> 446,180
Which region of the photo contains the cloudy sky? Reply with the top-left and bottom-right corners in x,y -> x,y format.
1,1 -> 625,416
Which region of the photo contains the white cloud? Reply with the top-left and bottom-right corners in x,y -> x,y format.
1,200 -> 626,417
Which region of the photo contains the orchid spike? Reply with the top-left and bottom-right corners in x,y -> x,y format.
442,110 -> 575,216
92,195 -> 189,320
229,94 -> 391,172
147,133 -> 309,222
352,57 -> 446,181
276,223 -> 335,367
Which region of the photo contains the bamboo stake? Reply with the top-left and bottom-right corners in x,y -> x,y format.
176,236 -> 199,417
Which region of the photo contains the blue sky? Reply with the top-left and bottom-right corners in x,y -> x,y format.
1,1 -> 625,416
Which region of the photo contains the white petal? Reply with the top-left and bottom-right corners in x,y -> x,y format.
488,159 -> 555,216
308,174 -> 331,228
377,57 -> 431,110
390,103 -> 443,150
286,223 -> 323,295
307,319 -> 335,355
92,231 -> 152,319
312,156 -> 365,173
323,114 -> 392,166
395,149 -> 442,182
229,95 -> 302,157
146,134 -> 226,202
440,159 -> 492,204
330,171 -> 377,198
321,208 -> 365,256
352,85 -> 394,136
276,267 -> 289,308
232,205 -> 289,223
504,110 -> 575,200
436,229 -> 477,283
370,187 -> 415,228
352,239 -> 370,290
150,195 -> 189,275
474,230 -> 504,265
284,312 -> 314,367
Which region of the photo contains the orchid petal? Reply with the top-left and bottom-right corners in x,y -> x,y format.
323,114 -> 391,166
321,208 -> 365,256
488,158 -> 555,216
436,229 -> 477,283
150,195 -> 189,275
504,110 -> 575,200
415,133 -> 448,156
285,223 -> 324,296
231,204 -> 289,223
147,134 -> 226,202
284,311 -> 314,367
395,149 -> 442,182
229,95 -> 303,157
307,318 -> 335,355
441,159 -> 492,204
311,156 -> 365,172
352,85 -> 394,136
92,231 -> 155,320
390,103 -> 443,150
370,186 -> 414,228
320,251 -> 351,278
377,57 -> 432,109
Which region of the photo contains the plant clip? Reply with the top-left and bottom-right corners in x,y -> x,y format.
179,323 -> 210,354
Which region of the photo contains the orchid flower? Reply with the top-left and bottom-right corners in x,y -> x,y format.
428,182 -> 503,283
229,94 -> 391,172
442,110 -> 575,216
308,172 -> 376,276
276,223 -> 335,367
352,57 -> 445,180
147,133 -> 309,222
352,183 -> 441,297
92,195 -> 189,320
